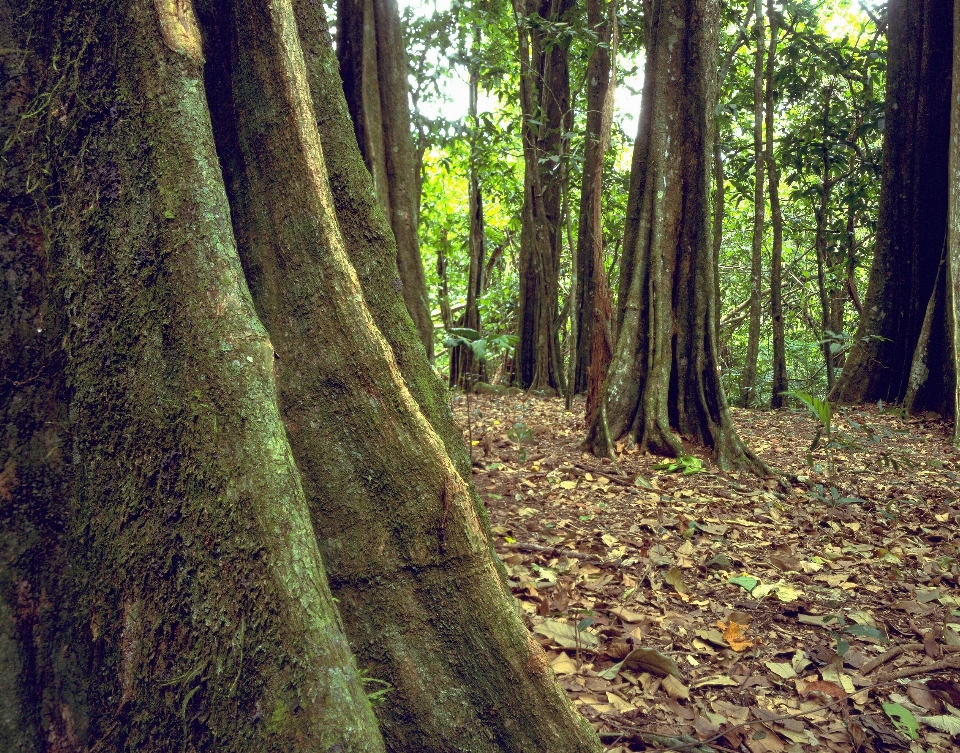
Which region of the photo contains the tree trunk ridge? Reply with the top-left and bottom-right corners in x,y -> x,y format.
0,0 -> 602,750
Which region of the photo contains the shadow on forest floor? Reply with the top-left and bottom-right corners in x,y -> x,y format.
460,392 -> 960,753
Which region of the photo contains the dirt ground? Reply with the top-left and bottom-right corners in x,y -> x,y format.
456,392 -> 960,752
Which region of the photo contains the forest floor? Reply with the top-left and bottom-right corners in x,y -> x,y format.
456,392 -> 960,753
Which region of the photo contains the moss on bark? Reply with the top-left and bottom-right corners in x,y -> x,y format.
1,1 -> 383,749
197,0 -> 599,749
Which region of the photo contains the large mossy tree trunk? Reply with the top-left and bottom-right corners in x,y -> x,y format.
336,0 -> 435,359
831,0 -> 954,408
0,1 -> 383,749
295,0 -> 472,483
0,1 -> 602,751
585,0 -> 765,474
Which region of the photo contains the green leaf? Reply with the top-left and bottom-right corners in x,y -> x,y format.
882,702 -> 919,740
445,327 -> 481,342
729,575 -> 759,593
843,624 -> 888,643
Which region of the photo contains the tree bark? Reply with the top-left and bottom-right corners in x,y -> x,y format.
573,0 -> 616,397
513,0 -> 571,391
0,2 -> 383,748
337,0 -> 435,359
950,0 -> 960,440
740,0 -> 765,408
299,0 -> 473,484
766,0 -> 788,409
0,1 -> 603,751
585,0 -> 765,474
831,0 -> 954,408
452,34 -> 486,390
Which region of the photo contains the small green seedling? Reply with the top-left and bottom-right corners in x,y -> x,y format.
653,455 -> 703,475
822,614 -> 887,656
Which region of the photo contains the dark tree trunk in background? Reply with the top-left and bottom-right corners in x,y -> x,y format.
950,1 -> 960,440
575,0 -> 616,406
0,1 -> 604,751
337,0 -> 435,359
740,0 -> 765,408
452,37 -> 486,390
831,0 -> 954,409
713,8 -> 752,351
513,0 -> 572,391
585,0 -> 765,473
814,92 -> 837,390
947,0 -> 960,437
766,0 -> 789,408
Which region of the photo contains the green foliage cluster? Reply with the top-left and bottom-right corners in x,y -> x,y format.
403,0 -> 886,408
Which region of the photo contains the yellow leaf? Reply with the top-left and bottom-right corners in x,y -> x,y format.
610,606 -> 646,623
605,692 -> 635,713
662,674 -> 690,699
550,651 -> 579,676
560,480 -> 577,490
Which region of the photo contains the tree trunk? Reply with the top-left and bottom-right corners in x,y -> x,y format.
585,0 -> 765,474
831,0 -> 954,407
573,0 -> 616,397
904,248 -> 953,416
713,8 -> 752,352
0,1 -> 603,751
337,0 -> 435,359
815,185 -> 834,390
766,0 -> 788,409
300,0 -> 472,484
437,229 -> 454,331
740,0 -> 765,408
950,0 -> 960,440
513,0 -> 571,391
0,2 -> 383,749
452,36 -> 486,390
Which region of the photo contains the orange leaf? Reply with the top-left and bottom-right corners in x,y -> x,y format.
718,620 -> 754,652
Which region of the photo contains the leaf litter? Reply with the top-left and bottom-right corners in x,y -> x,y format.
459,392 -> 960,753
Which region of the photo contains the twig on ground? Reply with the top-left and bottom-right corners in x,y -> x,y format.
861,642 -> 960,675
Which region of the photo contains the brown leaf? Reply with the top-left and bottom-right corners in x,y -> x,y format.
923,629 -> 942,659
907,683 -> 942,713
800,680 -> 846,701
891,599 -> 936,616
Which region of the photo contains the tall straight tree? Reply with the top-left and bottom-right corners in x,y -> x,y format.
451,27 -> 487,389
766,0 -> 789,408
585,0 -> 764,473
740,0 -> 765,408
831,0 -> 954,409
512,0 -> 574,390
948,0 -> 960,441
0,0 -> 604,750
337,0 -> 435,359
573,0 -> 616,402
